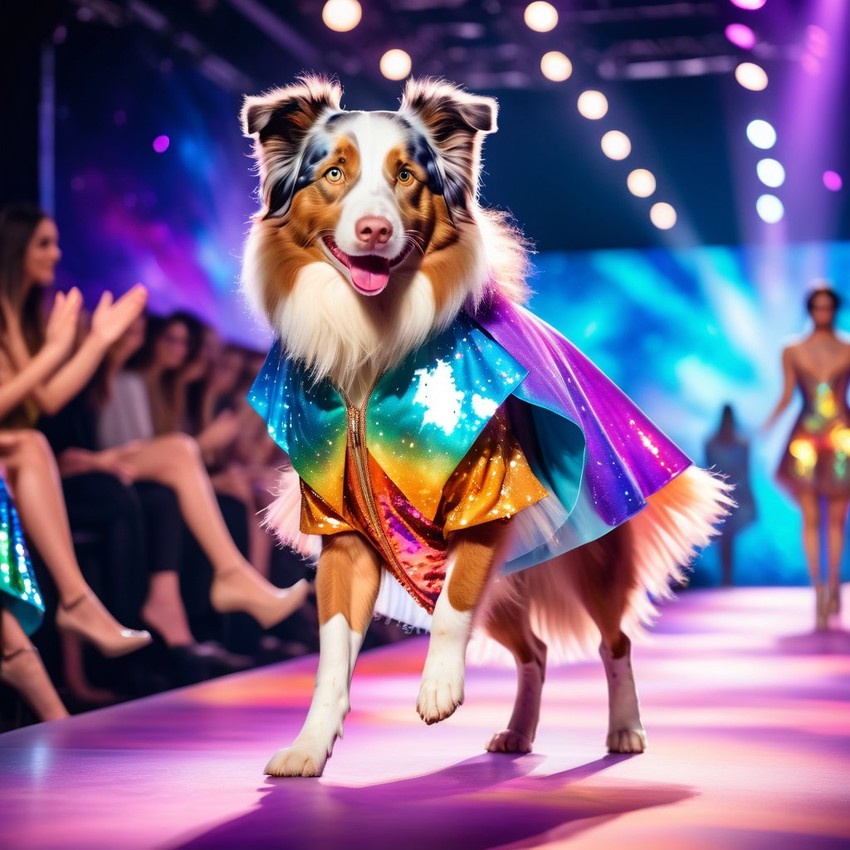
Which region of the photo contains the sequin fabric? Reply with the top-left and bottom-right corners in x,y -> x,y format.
0,476 -> 44,636
777,368 -> 850,498
298,408 -> 548,613
250,290 -> 694,607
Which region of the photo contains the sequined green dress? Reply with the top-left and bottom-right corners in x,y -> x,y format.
777,369 -> 850,498
0,476 -> 44,635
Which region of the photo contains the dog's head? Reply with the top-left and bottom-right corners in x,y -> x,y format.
241,76 -> 526,390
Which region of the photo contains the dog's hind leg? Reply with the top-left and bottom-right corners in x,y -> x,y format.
417,521 -> 510,725
482,575 -> 547,754
573,524 -> 646,754
265,532 -> 381,777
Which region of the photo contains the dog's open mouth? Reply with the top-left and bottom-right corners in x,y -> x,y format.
322,237 -> 413,296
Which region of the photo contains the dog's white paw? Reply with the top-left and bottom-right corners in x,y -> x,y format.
264,745 -> 327,777
606,728 -> 647,754
416,666 -> 465,724
486,729 -> 533,754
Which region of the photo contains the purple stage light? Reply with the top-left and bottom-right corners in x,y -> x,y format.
153,135 -> 170,154
725,23 -> 756,49
729,0 -> 766,9
823,171 -> 843,191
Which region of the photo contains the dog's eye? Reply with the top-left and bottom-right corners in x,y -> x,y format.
324,167 -> 344,184
397,168 -> 413,184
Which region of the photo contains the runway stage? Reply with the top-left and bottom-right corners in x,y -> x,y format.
1,587 -> 849,850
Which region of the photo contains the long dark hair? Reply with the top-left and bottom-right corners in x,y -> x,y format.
0,204 -> 50,352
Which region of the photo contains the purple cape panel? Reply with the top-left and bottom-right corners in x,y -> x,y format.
473,292 -> 692,529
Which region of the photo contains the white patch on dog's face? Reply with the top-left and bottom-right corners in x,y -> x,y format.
317,113 -> 414,298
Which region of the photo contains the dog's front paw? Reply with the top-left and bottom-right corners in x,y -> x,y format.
416,666 -> 464,724
486,729 -> 533,754
606,728 -> 646,754
264,745 -> 327,777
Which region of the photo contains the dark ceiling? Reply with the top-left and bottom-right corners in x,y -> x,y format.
19,1 -> 850,250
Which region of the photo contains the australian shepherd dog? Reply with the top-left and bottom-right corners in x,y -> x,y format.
239,76 -> 732,778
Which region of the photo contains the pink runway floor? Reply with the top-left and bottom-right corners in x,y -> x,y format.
2,586 -> 849,850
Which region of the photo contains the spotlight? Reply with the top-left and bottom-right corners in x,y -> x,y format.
650,202 -> 677,230
823,171 -> 843,191
152,135 -> 170,153
322,0 -> 362,33
756,194 -> 784,223
380,49 -> 412,80
729,0 -> 766,9
524,2 -> 558,33
746,119 -> 776,149
724,23 -> 757,50
577,90 -> 608,120
540,51 -> 572,82
756,158 -> 785,188
735,62 -> 768,91
601,131 -> 631,161
627,169 -> 656,198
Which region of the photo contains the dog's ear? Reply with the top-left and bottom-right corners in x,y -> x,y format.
400,78 -> 498,219
241,76 -> 343,218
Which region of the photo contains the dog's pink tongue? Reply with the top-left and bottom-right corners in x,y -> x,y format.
349,255 -> 390,295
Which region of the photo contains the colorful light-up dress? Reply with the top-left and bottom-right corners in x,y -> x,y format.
777,367 -> 850,498
0,476 -> 44,635
249,292 -> 693,617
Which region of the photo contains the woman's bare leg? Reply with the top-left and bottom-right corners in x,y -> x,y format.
799,490 -> 827,629
1,610 -> 69,721
1,431 -> 151,655
141,572 -> 195,647
116,435 -> 309,627
826,496 -> 848,617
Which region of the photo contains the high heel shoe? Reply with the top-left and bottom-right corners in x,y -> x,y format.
828,585 -> 841,617
1,645 -> 69,721
815,585 -> 829,632
210,567 -> 311,630
56,592 -> 152,658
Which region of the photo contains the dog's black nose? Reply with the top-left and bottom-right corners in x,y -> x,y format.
355,216 -> 393,249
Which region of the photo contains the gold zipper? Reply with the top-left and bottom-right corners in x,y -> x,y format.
341,380 -> 435,613
342,382 -> 395,563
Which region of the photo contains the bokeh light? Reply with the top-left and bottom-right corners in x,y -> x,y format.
756,158 -> 785,188
724,23 -> 757,49
735,62 -> 768,91
649,202 -> 677,229
756,194 -> 784,223
627,168 -> 656,198
806,24 -> 829,58
729,0 -> 766,9
577,90 -> 608,119
322,0 -> 362,32
540,51 -> 572,82
746,119 -> 776,149
380,49 -> 412,80
152,135 -> 170,153
823,171 -> 843,191
524,2 -> 558,33
601,130 -> 631,160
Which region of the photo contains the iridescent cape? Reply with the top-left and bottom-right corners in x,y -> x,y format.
249,291 -> 692,572
0,477 -> 44,636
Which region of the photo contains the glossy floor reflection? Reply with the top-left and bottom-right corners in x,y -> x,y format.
1,587 -> 849,850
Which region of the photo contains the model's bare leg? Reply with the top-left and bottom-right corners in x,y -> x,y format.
482,575 -> 547,754
1,610 -> 68,721
573,523 -> 645,754
265,532 -> 381,777
141,571 -> 195,647
417,521 -> 510,725
826,496 -> 848,619
799,491 -> 827,630
2,430 -> 150,657
114,435 -> 310,628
